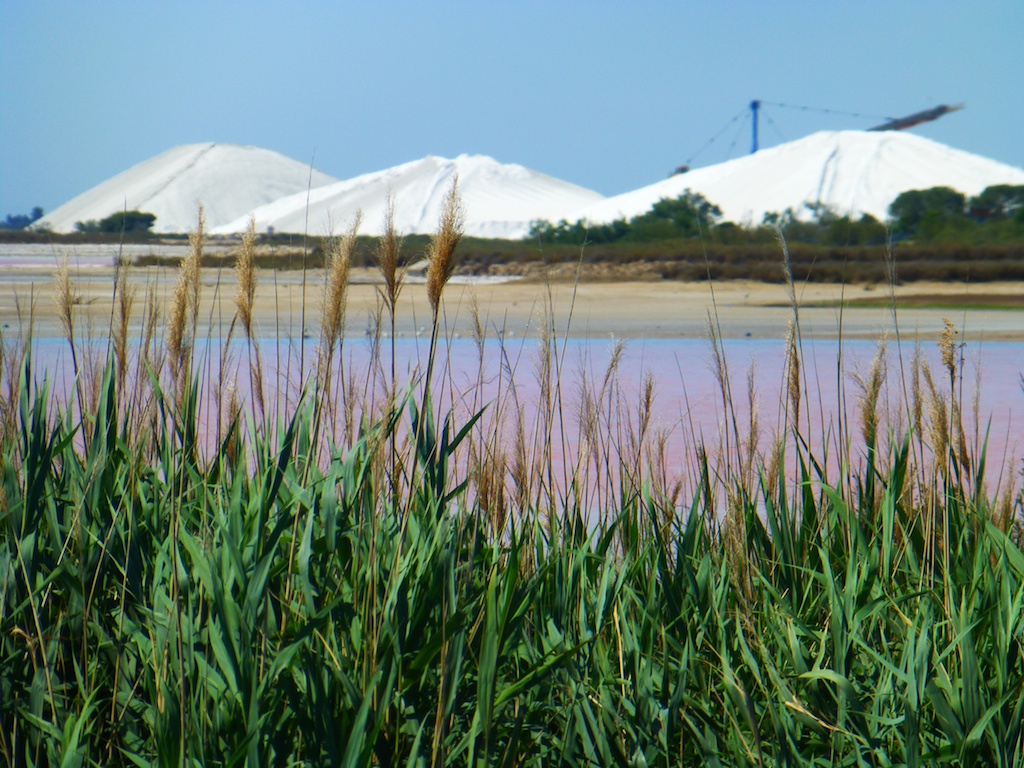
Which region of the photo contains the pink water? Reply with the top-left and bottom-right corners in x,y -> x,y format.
29,335 -> 1023,496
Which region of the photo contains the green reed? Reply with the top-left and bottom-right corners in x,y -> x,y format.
1,202 -> 1022,766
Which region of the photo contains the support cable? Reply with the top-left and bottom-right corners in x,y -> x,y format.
685,107 -> 748,165
761,112 -> 788,145
724,111 -> 752,159
757,100 -> 893,122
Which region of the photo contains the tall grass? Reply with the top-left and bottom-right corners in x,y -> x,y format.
1,199 -> 1023,766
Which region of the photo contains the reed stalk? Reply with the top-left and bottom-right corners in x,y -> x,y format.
317,211 -> 360,421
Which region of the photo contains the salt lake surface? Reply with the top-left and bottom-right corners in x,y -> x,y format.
24,334 -> 1024,481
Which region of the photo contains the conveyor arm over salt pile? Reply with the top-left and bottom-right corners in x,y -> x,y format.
869,104 -> 964,132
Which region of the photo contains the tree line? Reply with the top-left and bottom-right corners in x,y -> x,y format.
529,184 -> 1024,247
74,210 -> 157,234
0,206 -> 44,230
1,207 -> 159,234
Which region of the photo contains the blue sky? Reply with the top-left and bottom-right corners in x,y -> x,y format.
2,1 -> 1022,218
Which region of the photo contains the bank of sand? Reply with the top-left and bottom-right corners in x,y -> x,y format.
2,264 -> 1023,342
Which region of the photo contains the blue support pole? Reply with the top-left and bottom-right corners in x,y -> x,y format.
750,100 -> 761,154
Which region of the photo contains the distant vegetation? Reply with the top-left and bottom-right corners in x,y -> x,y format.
125,229 -> 1024,285
530,191 -> 725,244
501,183 -> 1024,282
889,184 -> 1024,241
0,206 -> 43,230
75,209 -> 157,234
529,184 -> 1024,248
5,185 -> 1023,285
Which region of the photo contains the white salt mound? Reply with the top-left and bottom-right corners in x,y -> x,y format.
211,154 -> 605,239
33,143 -> 339,234
570,130 -> 1024,227
33,131 -> 1023,240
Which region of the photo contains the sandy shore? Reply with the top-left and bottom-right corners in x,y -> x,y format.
1,262 -> 1022,343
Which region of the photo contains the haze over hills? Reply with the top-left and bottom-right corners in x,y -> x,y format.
33,143 -> 339,234
570,131 -> 1024,228
211,154 -> 605,239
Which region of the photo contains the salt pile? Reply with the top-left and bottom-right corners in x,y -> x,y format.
571,130 -> 1024,226
212,154 -> 605,239
32,132 -> 1024,239
33,143 -> 339,234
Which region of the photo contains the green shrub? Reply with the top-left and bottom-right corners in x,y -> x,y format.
75,209 -> 157,234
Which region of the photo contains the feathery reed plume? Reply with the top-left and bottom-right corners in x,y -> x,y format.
602,339 -> 626,398
168,206 -> 205,403
375,194 -> 404,322
18,284 -> 36,349
235,216 -> 258,340
0,289 -> 32,447
53,254 -> 87,429
372,199 -> 404,503
776,228 -> 797,314
187,206 -> 205,331
651,426 -> 682,511
784,320 -> 801,432
743,362 -> 760,491
636,372 -> 656,464
81,330 -> 104,434
470,292 -> 486,361
911,343 -> 923,443
425,177 -> 464,324
724,491 -> 753,606
234,216 -> 265,419
166,276 -> 187,376
468,292 -> 488,419
511,411 -> 530,516
365,306 -> 384,396
54,254 -> 78,370
598,339 -> 627,505
374,196 -> 403,496
418,177 -> 465,442
951,397 -> 970,473
706,313 -> 727,401
477,442 -> 508,535
922,362 -> 950,466
129,283 -> 162,451
318,212 -> 360,390
939,317 -> 958,380
342,351 -> 360,445
576,371 -> 598,484
932,320 -> 969,471
223,382 -> 241,467
705,313 -> 735,464
764,433 -> 784,502
854,337 -> 887,455
140,283 -> 160,368
971,354 -> 983,453
534,304 -> 556,515
113,258 -> 136,393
